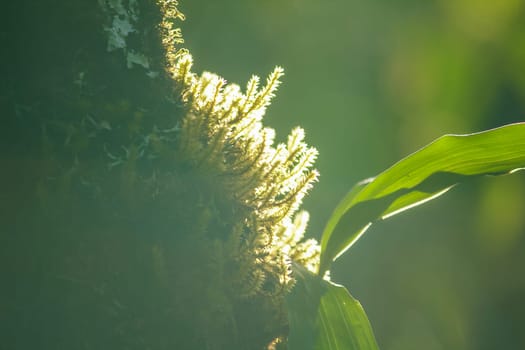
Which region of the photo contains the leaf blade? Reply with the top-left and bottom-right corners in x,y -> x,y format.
319,122 -> 525,273
286,264 -> 379,350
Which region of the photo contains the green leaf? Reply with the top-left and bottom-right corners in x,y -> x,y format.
319,122 -> 525,274
286,264 -> 379,350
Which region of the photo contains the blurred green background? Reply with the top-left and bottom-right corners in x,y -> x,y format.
179,0 -> 525,349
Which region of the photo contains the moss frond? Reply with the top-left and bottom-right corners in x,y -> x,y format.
157,0 -> 187,71
169,51 -> 321,299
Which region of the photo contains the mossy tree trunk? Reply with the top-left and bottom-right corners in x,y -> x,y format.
1,2 -> 321,349
0,1 -> 227,349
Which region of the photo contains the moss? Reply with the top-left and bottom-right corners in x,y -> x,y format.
1,1 -> 320,349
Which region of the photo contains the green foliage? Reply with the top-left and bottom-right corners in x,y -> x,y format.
287,264 -> 378,350
288,123 -> 525,350
319,123 -> 525,274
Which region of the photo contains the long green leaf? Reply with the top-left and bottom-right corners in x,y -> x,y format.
286,264 -> 379,350
319,122 -> 525,274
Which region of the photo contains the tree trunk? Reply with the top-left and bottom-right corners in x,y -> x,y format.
1,2 -> 319,350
